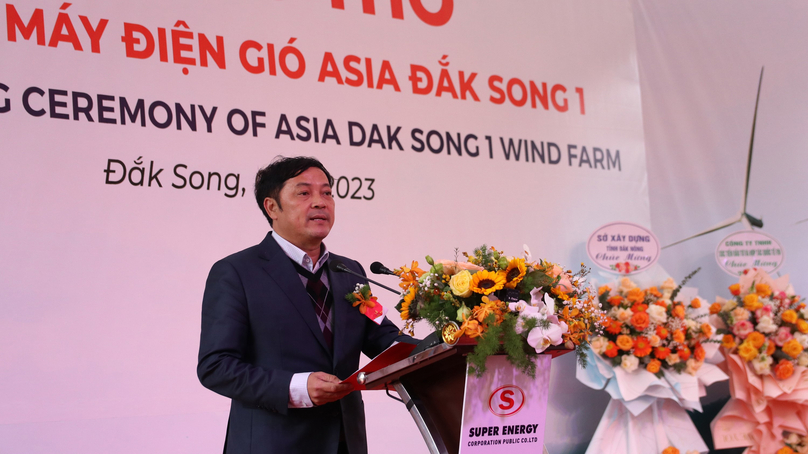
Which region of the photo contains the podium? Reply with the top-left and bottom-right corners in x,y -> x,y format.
361,338 -> 567,454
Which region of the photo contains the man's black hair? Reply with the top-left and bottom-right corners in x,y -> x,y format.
254,156 -> 334,226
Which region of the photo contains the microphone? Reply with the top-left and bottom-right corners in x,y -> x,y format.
328,260 -> 401,295
370,261 -> 396,276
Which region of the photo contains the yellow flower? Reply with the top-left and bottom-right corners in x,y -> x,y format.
400,287 -> 416,320
798,319 -> 808,334
469,270 -> 506,295
499,258 -> 527,289
449,270 -> 473,297
782,310 -> 798,324
783,339 -> 804,359
743,294 -> 762,311
737,340 -> 759,362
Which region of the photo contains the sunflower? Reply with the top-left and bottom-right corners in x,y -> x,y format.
469,270 -> 506,295
499,258 -> 527,289
400,287 -> 416,320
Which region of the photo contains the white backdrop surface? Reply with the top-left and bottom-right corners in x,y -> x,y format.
0,1 -> 649,453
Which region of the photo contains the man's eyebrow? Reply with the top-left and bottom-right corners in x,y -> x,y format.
294,182 -> 332,188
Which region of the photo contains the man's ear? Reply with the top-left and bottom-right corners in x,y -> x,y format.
264,197 -> 280,221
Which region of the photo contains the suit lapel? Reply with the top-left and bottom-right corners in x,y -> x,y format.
327,263 -> 356,368
258,233 -> 330,354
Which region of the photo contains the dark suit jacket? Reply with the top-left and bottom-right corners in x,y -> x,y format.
198,232 -> 412,454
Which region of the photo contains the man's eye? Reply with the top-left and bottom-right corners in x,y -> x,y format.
324,191 -> 333,197
299,191 -> 309,196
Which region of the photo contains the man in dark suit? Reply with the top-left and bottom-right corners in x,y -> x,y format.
197,156 -> 413,454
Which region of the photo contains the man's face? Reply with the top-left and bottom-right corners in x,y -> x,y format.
265,167 -> 335,248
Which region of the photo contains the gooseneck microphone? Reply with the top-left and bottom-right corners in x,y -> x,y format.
328,260 -> 400,295
370,261 -> 397,276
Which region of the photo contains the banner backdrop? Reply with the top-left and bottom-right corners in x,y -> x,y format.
0,1 -> 647,452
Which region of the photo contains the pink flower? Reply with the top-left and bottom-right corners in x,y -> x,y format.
548,264 -> 563,278
435,260 -> 483,275
555,275 -> 573,293
732,320 -> 754,339
755,305 -> 773,319
774,326 -> 794,347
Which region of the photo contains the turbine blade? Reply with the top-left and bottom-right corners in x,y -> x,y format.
662,214 -> 742,249
741,67 -> 764,213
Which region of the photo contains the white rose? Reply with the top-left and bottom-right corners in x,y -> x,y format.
785,432 -> 801,445
619,277 -> 637,293
685,319 -> 698,331
800,306 -> 808,319
647,305 -> 668,324
616,308 -> 634,323
590,336 -> 609,355
666,353 -> 680,366
798,352 -> 808,367
608,307 -> 621,319
756,315 -> 778,334
795,333 -> 808,349
722,299 -> 738,312
660,278 -> 676,298
686,358 -> 703,376
621,354 -> 639,373
751,355 -> 773,375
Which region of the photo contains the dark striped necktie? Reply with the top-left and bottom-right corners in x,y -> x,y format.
289,259 -> 333,350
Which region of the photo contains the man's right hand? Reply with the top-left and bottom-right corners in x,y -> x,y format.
307,371 -> 354,406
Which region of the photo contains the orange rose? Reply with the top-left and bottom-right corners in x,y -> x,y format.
662,446 -> 680,454
783,339 -> 804,358
755,283 -> 772,297
626,288 -> 646,304
598,285 -> 611,296
776,446 -> 795,454
744,294 -> 762,311
604,341 -> 619,358
798,319 -> 808,334
654,346 -> 671,359
616,335 -> 634,351
631,311 -> 650,331
729,283 -> 741,296
631,303 -> 648,313
694,343 -> 706,362
766,341 -> 776,356
690,298 -> 702,309
722,334 -> 736,349
647,359 -> 661,373
746,331 -> 765,349
607,295 -> 624,306
673,329 -> 685,344
648,287 -> 662,298
634,336 -> 652,357
701,323 -> 713,337
656,326 -> 669,339
678,346 -> 691,361
672,304 -> 686,319
738,341 -> 758,362
774,359 -> 794,380
782,310 -> 798,324
605,319 -> 623,335
709,302 -> 722,314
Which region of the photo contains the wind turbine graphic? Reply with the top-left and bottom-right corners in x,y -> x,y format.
662,67 -> 765,250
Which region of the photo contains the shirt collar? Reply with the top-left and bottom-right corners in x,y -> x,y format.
272,231 -> 330,273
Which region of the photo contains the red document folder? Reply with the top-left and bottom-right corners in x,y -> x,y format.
340,342 -> 416,390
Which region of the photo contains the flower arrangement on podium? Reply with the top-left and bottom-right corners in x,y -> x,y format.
709,268 -> 808,454
392,245 -> 604,377
576,271 -> 729,454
